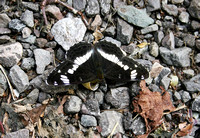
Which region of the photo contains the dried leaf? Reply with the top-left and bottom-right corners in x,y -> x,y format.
26,104 -> 47,124
132,80 -> 176,134
137,42 -> 149,48
93,29 -> 103,44
0,121 -> 4,133
57,95 -> 68,114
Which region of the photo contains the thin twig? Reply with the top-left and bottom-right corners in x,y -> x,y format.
107,122 -> 119,138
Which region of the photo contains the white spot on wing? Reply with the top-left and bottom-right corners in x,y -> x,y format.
54,81 -> 58,85
130,70 -> 137,80
68,69 -> 74,74
124,65 -> 129,70
60,75 -> 70,84
74,50 -> 93,65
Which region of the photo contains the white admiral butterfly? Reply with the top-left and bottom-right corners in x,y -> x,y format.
46,41 -> 149,86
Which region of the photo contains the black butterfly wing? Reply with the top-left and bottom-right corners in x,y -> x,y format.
46,42 -> 98,85
103,57 -> 149,82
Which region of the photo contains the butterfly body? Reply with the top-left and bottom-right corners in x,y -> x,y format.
46,41 -> 149,86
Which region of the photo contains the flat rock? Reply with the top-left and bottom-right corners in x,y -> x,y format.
3,129 -> 29,138
100,0 -> 111,16
116,18 -> 133,44
141,24 -> 158,34
8,19 -> 25,32
20,10 -> 34,27
99,111 -> 124,137
85,0 -> 100,17
117,5 -> 154,28
183,74 -> 200,93
21,57 -> 35,70
17,35 -> 36,44
0,42 -> 23,68
0,13 -> 11,28
9,65 -> 29,93
22,88 -> 39,104
81,99 -> 100,117
34,49 -> 51,74
51,17 -> 86,51
73,0 -> 86,11
192,95 -> 200,112
0,70 -> 7,96
146,0 -> 161,12
0,27 -> 11,35
45,5 -> 63,20
188,0 -> 200,20
161,31 -> 175,50
159,47 -> 192,67
162,4 -> 178,16
22,1 -> 39,12
81,115 -> 97,127
64,96 -> 82,114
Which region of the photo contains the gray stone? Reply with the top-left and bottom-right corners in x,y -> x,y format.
45,41 -> 57,48
100,0 -> 111,16
179,90 -> 191,103
51,17 -> 86,51
81,99 -> 100,117
9,65 -> 29,93
0,70 -> 7,96
22,1 -> 39,12
103,37 -> 121,47
183,34 -> 196,47
172,0 -> 184,4
45,5 -> 63,20
38,92 -> 49,103
154,67 -> 171,85
173,91 -> 181,101
22,89 -> 39,104
56,48 -> 65,61
99,111 -> 124,137
64,96 -> 82,114
17,35 -> 36,44
105,26 -> 116,37
161,31 -> 175,50
117,5 -> 154,28
0,28 -> 11,35
81,115 -> 97,127
34,49 -> 51,74
0,35 -> 11,44
148,84 -> 161,93
105,87 -> 130,109
22,27 -> 32,38
162,4 -> 178,16
183,69 -> 195,78
0,13 -> 11,28
121,43 -> 135,54
83,32 -> 94,43
183,74 -> 200,93
179,12 -> 189,23
175,37 -> 183,47
192,95 -> 200,112
85,0 -> 100,17
35,38 -> 48,48
3,128 -> 29,138
141,24 -> 158,34
149,42 -> 159,57
73,0 -> 86,11
8,19 -> 25,32
146,0 -> 160,12
159,47 -> 192,67
154,30 -> 164,44
130,116 -> 146,135
188,0 -> 200,20
21,57 -> 35,70
191,20 -> 200,30
95,91 -> 104,104
160,76 -> 171,90
0,42 -> 23,68
196,39 -> 200,50
20,10 -> 34,27
116,18 -> 133,44
195,53 -> 200,63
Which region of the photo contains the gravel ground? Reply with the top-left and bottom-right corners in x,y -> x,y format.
0,0 -> 200,137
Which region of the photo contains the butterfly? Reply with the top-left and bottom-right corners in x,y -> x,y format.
46,41 -> 149,86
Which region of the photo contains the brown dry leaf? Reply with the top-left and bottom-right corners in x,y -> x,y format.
132,80 -> 176,134
93,28 -> 103,44
176,117 -> 193,137
57,95 -> 68,114
26,104 -> 47,124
